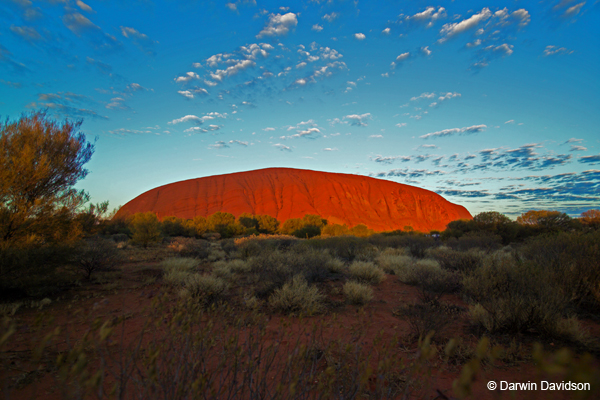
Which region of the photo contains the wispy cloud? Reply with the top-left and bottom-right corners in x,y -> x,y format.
343,113 -> 371,126
273,143 -> 292,151
420,124 -> 487,139
543,45 -> 574,56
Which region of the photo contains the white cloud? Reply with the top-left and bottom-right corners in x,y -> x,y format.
322,12 -> 338,22
395,123 -> 407,128
570,145 -> 587,151
564,2 -> 585,17
263,127 -> 275,131
411,92 -> 436,101
421,46 -> 432,56
505,120 -> 515,124
395,52 -> 410,62
323,147 -> 338,151
406,6 -> 446,28
226,3 -> 237,11
344,113 -> 371,126
354,33 -> 366,40
484,43 -> 514,56
312,24 -> 323,32
420,124 -> 487,139
184,127 -> 206,133
76,1 -> 94,13
169,115 -> 203,125
177,90 -> 194,99
175,71 -> 200,83
369,135 -> 383,139
512,9 -> 530,26
256,13 -> 298,38
439,8 -> 491,42
382,27 -> 391,35
273,143 -> 292,151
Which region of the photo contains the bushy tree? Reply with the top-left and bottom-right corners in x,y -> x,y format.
580,209 -> 600,229
256,214 -> 279,234
130,212 -> 162,247
279,218 -> 304,235
0,111 -> 94,244
517,210 -> 574,232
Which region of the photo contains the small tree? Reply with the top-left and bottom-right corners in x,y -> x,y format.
256,214 -> 279,234
580,209 -> 600,230
0,111 -> 94,244
130,212 -> 162,247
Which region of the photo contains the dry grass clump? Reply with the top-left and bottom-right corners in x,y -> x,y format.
343,281 -> 373,305
161,257 -> 199,286
180,274 -> 229,304
377,253 -> 414,274
160,257 -> 199,272
269,275 -> 324,315
326,258 -> 346,273
207,248 -> 227,262
393,258 -> 436,285
234,234 -> 298,246
348,261 -> 385,284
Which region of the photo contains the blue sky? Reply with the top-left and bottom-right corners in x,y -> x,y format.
1,0 -> 599,218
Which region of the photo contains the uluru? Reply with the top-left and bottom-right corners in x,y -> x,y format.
115,168 -> 472,232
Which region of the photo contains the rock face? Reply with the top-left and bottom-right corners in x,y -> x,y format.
115,168 -> 472,232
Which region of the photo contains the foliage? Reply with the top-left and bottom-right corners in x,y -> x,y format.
520,230 -> 600,313
0,111 -> 94,244
580,209 -> 600,229
517,210 -> 575,232
181,274 -> 229,305
207,212 -> 244,238
347,261 -> 385,284
72,237 -> 120,279
343,281 -> 373,305
130,212 -> 162,247
269,275 -> 324,315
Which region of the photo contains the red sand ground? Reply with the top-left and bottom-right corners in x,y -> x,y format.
3,261 -> 596,400
115,168 -> 472,232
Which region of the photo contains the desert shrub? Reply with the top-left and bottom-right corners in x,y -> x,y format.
392,258 -> 430,284
110,233 -> 129,243
382,235 -> 437,258
520,230 -> 600,313
130,212 -> 162,247
269,275 -> 324,315
160,257 -> 199,273
163,270 -> 192,286
168,237 -> 210,259
426,247 -> 483,273
72,237 -> 120,279
447,231 -> 503,252
211,261 -> 233,280
326,258 -> 346,274
343,281 -> 373,305
220,239 -> 238,256
410,261 -> 461,303
348,261 -> 385,284
292,225 -> 322,238
395,302 -> 452,339
304,236 -> 376,262
227,259 -> 251,274
236,235 -> 299,259
376,253 -> 414,274
0,243 -> 76,299
207,248 -> 227,262
181,274 -> 229,304
463,253 -> 574,337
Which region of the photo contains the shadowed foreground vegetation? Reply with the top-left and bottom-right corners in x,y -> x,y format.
1,225 -> 600,399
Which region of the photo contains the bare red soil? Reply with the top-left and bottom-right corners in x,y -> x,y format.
114,168 -> 472,232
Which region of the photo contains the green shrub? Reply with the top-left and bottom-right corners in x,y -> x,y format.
326,258 -> 346,273
305,236 -> 376,262
130,212 -> 162,247
269,275 -> 324,315
343,281 -> 373,305
163,270 -> 192,286
168,237 -> 210,259
348,261 -> 385,284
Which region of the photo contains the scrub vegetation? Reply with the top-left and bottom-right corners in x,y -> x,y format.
2,113 -> 600,398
